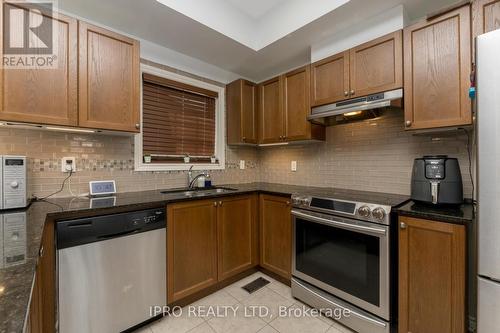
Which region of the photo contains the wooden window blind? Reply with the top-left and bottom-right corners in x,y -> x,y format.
142,74 -> 217,163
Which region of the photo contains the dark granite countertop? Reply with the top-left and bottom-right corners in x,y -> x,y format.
395,200 -> 475,225
0,182 -> 409,333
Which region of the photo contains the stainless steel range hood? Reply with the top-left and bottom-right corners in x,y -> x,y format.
308,89 -> 403,123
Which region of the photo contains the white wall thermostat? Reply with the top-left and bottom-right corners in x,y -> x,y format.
89,180 -> 116,197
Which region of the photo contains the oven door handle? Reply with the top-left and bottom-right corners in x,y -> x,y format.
291,210 -> 387,236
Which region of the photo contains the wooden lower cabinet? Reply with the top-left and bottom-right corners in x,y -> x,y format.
27,222 -> 56,333
167,199 -> 218,302
399,216 -> 466,333
167,195 -> 258,302
259,194 -> 292,280
217,195 -> 258,281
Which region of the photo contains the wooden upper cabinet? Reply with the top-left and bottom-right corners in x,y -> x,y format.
259,194 -> 292,280
226,79 -> 258,145
404,5 -> 472,130
473,0 -> 500,36
217,195 -> 258,281
283,66 -> 313,141
167,200 -> 218,302
257,66 -> 325,144
311,31 -> 402,106
399,216 -> 466,333
259,76 -> 283,143
0,4 -> 78,126
349,31 -> 403,98
311,51 -> 350,106
78,22 -> 140,132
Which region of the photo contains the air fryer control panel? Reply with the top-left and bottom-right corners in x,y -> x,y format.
425,159 -> 445,179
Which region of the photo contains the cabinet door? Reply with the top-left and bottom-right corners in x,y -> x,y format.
78,22 -> 140,132
283,66 -> 312,141
259,76 -> 283,143
349,31 -> 403,98
167,200 -> 218,302
227,80 -> 257,144
241,81 -> 258,144
473,0 -> 500,36
217,195 -> 257,281
259,194 -> 292,279
29,266 -> 43,333
39,223 -> 55,333
0,4 -> 77,126
28,222 -> 55,333
399,216 -> 465,333
310,51 -> 350,106
404,6 -> 472,130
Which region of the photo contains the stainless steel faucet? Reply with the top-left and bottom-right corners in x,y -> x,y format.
187,166 -> 209,189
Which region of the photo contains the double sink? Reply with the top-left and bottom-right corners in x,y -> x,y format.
160,186 -> 238,197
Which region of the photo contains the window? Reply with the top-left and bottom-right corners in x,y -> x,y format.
135,65 -> 225,171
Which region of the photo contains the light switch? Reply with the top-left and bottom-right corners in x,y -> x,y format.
240,160 -> 246,170
291,161 -> 297,172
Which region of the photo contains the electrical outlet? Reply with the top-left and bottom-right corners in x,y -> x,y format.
239,160 -> 246,170
61,157 -> 76,173
291,161 -> 297,172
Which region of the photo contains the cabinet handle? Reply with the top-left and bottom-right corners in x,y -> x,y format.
135,123 -> 140,129
242,137 -> 246,142
219,201 -> 223,206
350,90 -> 355,96
405,120 -> 412,127
39,246 -> 44,258
344,91 -> 349,97
213,202 -> 217,207
400,222 -> 407,229
286,201 -> 290,206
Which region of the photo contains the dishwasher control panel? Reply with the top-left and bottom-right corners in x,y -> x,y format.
57,208 -> 166,249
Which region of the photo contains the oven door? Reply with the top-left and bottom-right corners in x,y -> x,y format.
292,209 -> 390,320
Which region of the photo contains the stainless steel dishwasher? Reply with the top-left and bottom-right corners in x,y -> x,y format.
57,208 -> 166,333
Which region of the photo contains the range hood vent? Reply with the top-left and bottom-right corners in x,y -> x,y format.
308,89 -> 403,124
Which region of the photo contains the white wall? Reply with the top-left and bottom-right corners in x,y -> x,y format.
311,5 -> 408,62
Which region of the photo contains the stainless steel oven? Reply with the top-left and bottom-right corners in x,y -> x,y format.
292,208 -> 390,319
290,192 -> 401,333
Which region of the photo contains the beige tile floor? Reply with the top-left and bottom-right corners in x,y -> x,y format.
136,272 -> 355,333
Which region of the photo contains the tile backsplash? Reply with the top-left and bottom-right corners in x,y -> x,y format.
259,111 -> 474,196
0,110 -> 473,199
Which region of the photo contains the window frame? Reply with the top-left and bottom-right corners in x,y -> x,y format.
134,64 -> 226,171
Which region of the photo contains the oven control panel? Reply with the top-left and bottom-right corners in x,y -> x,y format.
291,194 -> 391,225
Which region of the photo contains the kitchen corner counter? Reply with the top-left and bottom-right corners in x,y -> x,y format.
1,182 -> 409,333
0,182 -> 303,333
395,200 -> 475,225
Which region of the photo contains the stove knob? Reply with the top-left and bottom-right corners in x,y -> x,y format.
372,207 -> 386,221
301,198 -> 310,206
372,207 -> 385,220
292,197 -> 299,205
358,205 -> 371,218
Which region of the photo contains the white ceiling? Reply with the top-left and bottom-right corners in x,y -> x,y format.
225,0 -> 288,19
154,0 -> 350,50
58,0 -> 457,82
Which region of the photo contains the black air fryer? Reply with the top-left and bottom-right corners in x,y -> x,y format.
411,155 -> 463,205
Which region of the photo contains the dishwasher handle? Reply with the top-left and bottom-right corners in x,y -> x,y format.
98,228 -> 141,240
57,208 -> 165,249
